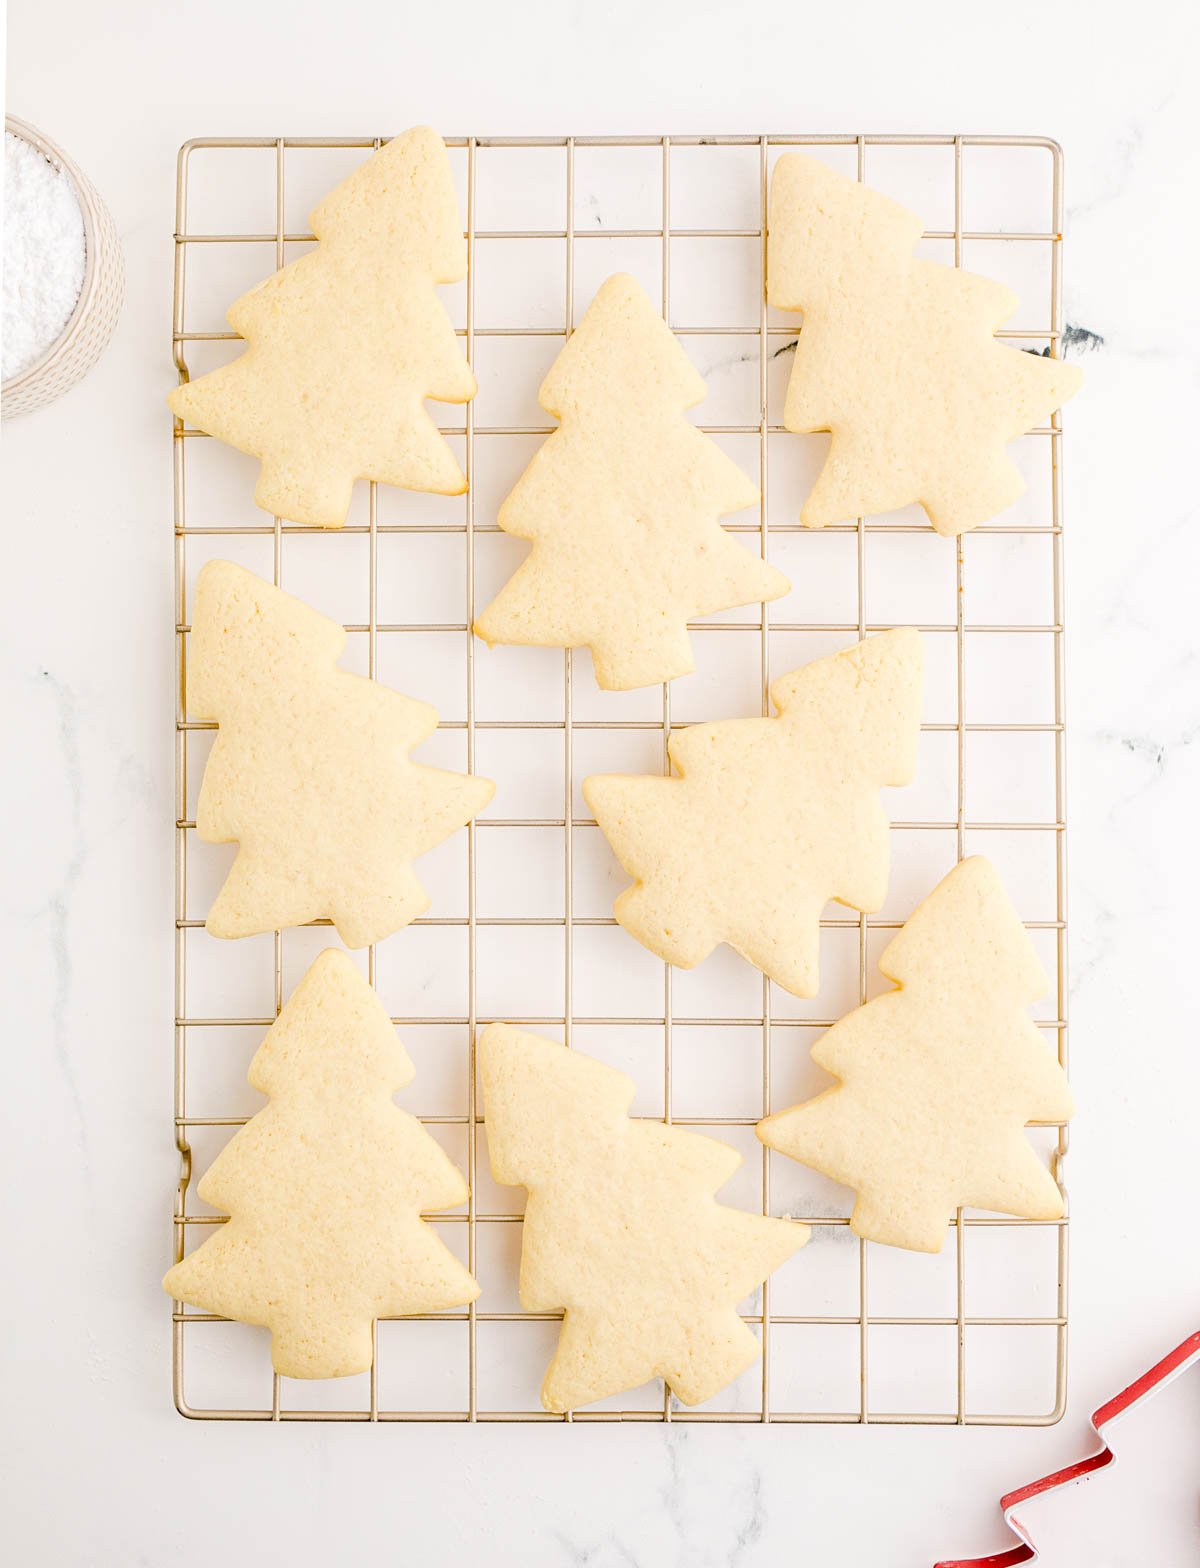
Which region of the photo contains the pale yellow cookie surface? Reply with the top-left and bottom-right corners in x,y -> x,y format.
169,127 -> 475,527
473,272 -> 788,690
758,857 -> 1074,1253
583,629 -> 922,997
190,560 -> 494,946
480,1024 -> 807,1411
163,949 -> 479,1379
768,153 -> 1082,536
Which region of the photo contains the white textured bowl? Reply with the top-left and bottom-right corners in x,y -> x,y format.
2,115 -> 125,419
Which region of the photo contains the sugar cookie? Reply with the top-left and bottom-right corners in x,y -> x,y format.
768,153 -> 1082,535
474,272 -> 788,689
758,857 -> 1073,1252
190,560 -> 493,946
480,1023 -> 807,1410
164,949 -> 479,1378
583,629 -> 922,997
169,127 -> 474,526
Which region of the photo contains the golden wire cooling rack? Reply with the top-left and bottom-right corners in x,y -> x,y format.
172,133 -> 1072,1423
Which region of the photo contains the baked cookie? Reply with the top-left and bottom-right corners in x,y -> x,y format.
480,1023 -> 807,1411
583,629 -> 922,997
758,857 -> 1073,1253
189,560 -> 493,946
768,152 -> 1083,535
473,272 -> 788,689
164,949 -> 479,1378
169,127 -> 475,526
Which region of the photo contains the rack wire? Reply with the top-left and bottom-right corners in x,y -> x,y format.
172,133 -> 1072,1424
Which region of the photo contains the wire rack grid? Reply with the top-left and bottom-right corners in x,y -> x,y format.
172,132 -> 1072,1425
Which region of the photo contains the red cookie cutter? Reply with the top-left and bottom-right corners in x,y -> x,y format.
934,1330 -> 1200,1567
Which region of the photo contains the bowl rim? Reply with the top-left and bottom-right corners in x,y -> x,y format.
2,113 -> 103,397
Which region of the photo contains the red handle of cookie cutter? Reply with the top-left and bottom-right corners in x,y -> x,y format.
933,1329 -> 1200,1567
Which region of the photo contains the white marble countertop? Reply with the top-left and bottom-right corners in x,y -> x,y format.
4,1 -> 1199,1562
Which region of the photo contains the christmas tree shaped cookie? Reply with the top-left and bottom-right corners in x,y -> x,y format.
758,857 -> 1073,1253
583,629 -> 922,997
768,153 -> 1083,535
164,949 -> 479,1378
480,1024 -> 807,1411
190,560 -> 493,946
169,127 -> 475,526
473,273 -> 789,690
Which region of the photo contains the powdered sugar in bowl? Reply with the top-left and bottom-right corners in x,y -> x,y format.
2,116 -> 124,419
